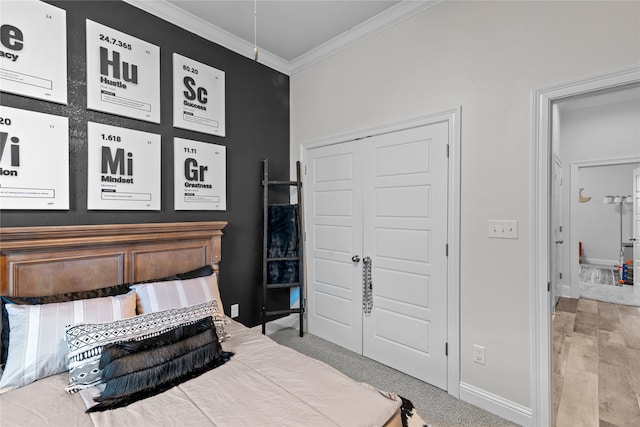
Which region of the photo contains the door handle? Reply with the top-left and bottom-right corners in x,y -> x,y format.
555,240 -> 563,244
352,255 -> 361,263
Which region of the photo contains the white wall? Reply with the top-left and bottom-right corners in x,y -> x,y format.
577,164 -> 639,265
290,0 -> 640,420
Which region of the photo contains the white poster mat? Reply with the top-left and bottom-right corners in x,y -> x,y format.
0,106 -> 69,209
86,20 -> 160,123
0,0 -> 68,104
172,53 -> 226,137
87,122 -> 161,210
174,138 -> 226,210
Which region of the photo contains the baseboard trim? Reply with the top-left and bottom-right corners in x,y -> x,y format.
459,382 -> 532,427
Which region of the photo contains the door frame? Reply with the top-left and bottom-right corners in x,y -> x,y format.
300,107 -> 461,397
634,167 -> 640,287
550,154 -> 564,313
531,65 -> 640,427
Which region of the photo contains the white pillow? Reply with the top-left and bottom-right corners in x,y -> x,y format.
0,291 -> 136,393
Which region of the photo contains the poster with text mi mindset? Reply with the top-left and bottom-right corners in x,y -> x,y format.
174,138 -> 226,210
86,20 -> 160,123
0,0 -> 68,104
0,106 -> 69,209
87,122 -> 161,210
172,53 -> 226,137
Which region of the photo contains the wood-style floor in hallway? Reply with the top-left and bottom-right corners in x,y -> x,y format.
553,297 -> 640,426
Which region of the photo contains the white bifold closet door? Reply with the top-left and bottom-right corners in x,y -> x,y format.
305,122 -> 449,389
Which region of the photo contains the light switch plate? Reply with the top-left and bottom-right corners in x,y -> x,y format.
231,304 -> 239,318
488,220 -> 518,239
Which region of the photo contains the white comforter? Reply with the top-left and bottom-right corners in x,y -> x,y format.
0,320 -> 401,426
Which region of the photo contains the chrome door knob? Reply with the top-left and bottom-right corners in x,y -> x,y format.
351,255 -> 361,263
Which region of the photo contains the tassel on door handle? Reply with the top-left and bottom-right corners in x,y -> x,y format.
362,256 -> 373,315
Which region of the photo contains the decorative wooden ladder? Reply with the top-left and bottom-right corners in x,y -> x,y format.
261,159 -> 304,337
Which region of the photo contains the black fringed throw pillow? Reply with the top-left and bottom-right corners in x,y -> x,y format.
87,316 -> 233,412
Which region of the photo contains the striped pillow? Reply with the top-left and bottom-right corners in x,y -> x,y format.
131,274 -> 225,315
131,274 -> 228,341
0,291 -> 136,394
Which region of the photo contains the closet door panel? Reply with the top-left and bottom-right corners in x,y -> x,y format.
362,123 -> 449,389
305,142 -> 364,353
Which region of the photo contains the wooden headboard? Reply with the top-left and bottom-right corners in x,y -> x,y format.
0,221 -> 227,297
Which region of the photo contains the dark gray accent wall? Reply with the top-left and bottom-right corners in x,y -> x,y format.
0,0 -> 290,327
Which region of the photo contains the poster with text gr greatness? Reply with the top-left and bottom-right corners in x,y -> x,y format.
86,20 -> 160,123
87,122 -> 160,210
0,0 -> 68,104
174,138 -> 226,211
0,106 -> 69,210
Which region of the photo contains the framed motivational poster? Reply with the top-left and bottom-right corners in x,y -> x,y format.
86,20 -> 160,123
0,0 -> 68,104
0,106 -> 69,209
172,53 -> 225,137
87,122 -> 161,210
173,138 -> 226,210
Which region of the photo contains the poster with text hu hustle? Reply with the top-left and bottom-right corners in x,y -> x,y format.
86,20 -> 160,123
0,0 -> 67,104
87,122 -> 160,210
172,53 -> 226,137
174,138 -> 226,210
0,106 -> 69,209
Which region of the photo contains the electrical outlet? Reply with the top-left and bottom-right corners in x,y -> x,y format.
473,345 -> 486,365
230,304 -> 239,318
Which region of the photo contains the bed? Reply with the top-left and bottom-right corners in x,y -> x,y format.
0,222 -> 407,426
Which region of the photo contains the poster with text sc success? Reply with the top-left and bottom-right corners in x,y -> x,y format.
173,53 -> 225,137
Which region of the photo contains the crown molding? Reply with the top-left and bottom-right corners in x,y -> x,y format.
123,0 -> 441,76
289,0 -> 442,74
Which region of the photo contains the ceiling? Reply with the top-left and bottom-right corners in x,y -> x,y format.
125,0 -> 438,74
165,1 -> 400,62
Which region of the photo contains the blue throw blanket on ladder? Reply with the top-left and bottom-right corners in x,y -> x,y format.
267,204 -> 299,285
